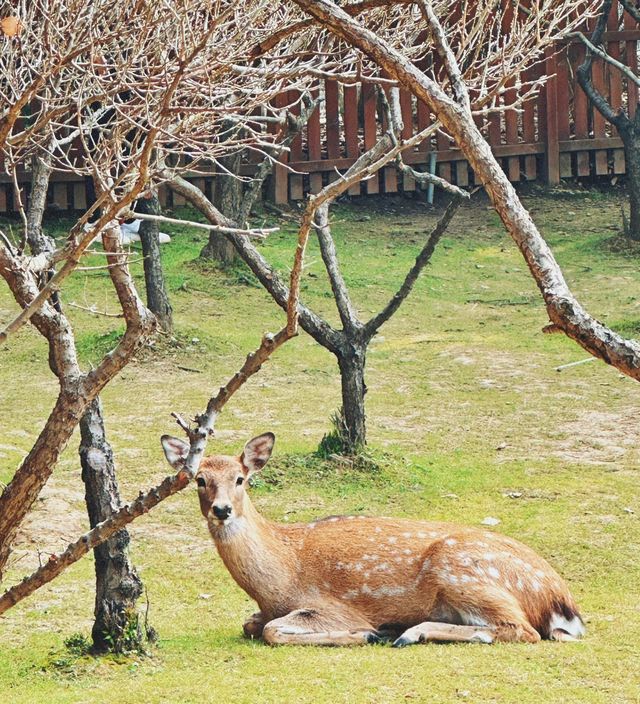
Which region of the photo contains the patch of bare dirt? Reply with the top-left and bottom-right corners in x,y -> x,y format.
547,409 -> 640,467
10,480 -> 87,574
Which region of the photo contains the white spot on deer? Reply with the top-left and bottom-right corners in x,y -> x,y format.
394,556 -> 404,564
524,562 -> 533,572
308,522 -> 317,529
516,578 -> 524,590
387,536 -> 398,544
328,517 -> 339,523
353,562 -> 364,572
531,579 -> 541,592
487,566 -> 500,580
403,548 -> 412,555
407,557 -> 416,565
417,558 -> 431,577
535,569 -> 545,579
461,574 -> 473,584
342,589 -> 359,601
417,532 -> 427,539
477,541 -> 489,548
483,552 -> 496,561
460,556 -> 473,567
429,531 -> 438,538
375,526 -> 382,533
374,562 -> 390,572
445,538 -> 457,546
402,532 -> 413,539
446,574 -> 459,585
371,585 -> 407,597
361,584 -> 373,595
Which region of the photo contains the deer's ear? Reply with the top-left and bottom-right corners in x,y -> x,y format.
161,435 -> 190,468
241,432 -> 275,475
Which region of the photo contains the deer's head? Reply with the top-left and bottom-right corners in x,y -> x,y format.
161,433 -> 275,527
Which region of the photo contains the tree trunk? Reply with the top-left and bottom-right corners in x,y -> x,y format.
137,193 -> 173,332
200,150 -> 243,265
79,397 -> 145,653
26,151 -> 53,254
337,345 -> 367,451
620,119 -> 640,241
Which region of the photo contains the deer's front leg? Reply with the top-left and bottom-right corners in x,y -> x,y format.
243,611 -> 266,639
262,608 -> 380,647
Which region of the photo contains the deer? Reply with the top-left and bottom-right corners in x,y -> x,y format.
162,432 -> 585,647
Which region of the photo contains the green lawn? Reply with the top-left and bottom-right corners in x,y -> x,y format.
1,187 -> 639,703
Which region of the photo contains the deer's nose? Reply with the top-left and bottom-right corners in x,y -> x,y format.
212,504 -> 232,520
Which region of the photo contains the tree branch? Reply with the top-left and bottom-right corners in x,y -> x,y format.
619,0 -> 640,24
363,195 -> 462,338
237,92 -> 320,226
314,204 -> 361,333
0,470 -> 191,615
417,0 -> 470,110
575,0 -> 623,128
167,174 -> 345,354
571,31 -> 640,89
383,87 -> 469,199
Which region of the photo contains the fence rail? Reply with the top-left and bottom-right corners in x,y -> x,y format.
1,6 -> 638,213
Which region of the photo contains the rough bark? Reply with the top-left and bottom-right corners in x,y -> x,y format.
200,147 -> 243,265
26,150 -> 53,254
619,119 -> 640,241
0,469 -> 190,616
137,193 -> 173,332
79,398 -> 144,653
337,345 -> 367,450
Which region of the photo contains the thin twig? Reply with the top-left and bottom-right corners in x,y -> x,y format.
66,301 -> 124,318
120,212 -> 277,239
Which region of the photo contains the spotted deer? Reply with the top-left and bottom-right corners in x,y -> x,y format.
162,432 -> 585,646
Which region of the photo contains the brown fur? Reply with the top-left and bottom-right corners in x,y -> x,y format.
162,433 -> 584,646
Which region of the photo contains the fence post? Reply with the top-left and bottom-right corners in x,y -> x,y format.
269,92 -> 289,205
544,47 -> 560,185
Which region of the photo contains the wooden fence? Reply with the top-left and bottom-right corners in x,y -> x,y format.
1,7 -> 639,213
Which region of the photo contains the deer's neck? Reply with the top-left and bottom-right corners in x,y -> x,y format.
209,498 -> 299,618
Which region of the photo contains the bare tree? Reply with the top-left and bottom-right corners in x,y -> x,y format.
0,0 -> 330,587
168,100 -> 465,451
574,0 -> 640,239
22,148 -> 148,652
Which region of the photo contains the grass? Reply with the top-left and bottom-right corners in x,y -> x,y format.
1,187 -> 640,703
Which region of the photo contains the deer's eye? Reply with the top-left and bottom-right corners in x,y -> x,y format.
196,477 -> 206,488
236,476 -> 244,486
